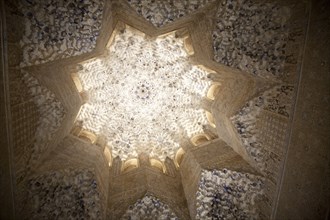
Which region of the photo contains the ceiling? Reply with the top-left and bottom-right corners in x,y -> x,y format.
76,25 -> 212,161
3,0 -> 327,219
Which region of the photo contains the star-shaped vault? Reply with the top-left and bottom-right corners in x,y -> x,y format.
6,0 -> 302,219
76,24 -> 212,161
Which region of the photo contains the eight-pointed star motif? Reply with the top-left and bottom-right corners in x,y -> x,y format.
76,25 -> 212,161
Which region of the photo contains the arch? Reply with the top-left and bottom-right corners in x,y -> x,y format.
71,72 -> 83,92
184,37 -> 194,56
197,65 -> 217,73
104,147 -> 112,167
207,83 -> 221,101
205,111 -> 216,128
122,158 -> 139,173
149,158 -> 166,173
78,130 -> 97,144
191,134 -> 210,146
174,148 -> 185,168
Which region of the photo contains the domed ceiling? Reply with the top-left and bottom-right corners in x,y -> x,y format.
3,0 -> 314,219
76,25 -> 212,161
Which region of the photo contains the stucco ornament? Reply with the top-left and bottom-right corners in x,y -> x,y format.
76,25 -> 211,161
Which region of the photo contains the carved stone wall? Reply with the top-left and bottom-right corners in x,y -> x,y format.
8,69 -> 66,196
180,139 -> 260,219
107,158 -> 190,219
213,0 -> 306,80
230,86 -> 294,215
121,194 -> 178,219
231,85 -> 294,180
9,69 -> 39,184
21,70 -> 66,168
126,0 -> 216,27
3,0 -> 328,219
196,169 -> 264,219
179,148 -> 202,219
24,168 -> 103,220
189,139 -> 260,174
42,136 -> 110,196
17,136 -> 110,219
18,0 -> 105,66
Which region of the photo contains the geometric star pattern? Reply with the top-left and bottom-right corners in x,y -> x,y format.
77,26 -> 211,161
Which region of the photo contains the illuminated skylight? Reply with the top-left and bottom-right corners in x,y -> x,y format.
76,25 -> 211,161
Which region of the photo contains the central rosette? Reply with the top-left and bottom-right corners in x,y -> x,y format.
135,81 -> 152,100
76,25 -> 211,161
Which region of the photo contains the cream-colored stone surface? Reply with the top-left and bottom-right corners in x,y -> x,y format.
196,169 -> 264,219
2,0 -> 329,219
17,136 -> 110,219
18,0 -> 105,67
180,139 -> 263,218
107,155 -> 190,219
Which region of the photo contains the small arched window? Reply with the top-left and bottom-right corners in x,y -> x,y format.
150,158 -> 166,173
206,111 -> 216,128
184,37 -> 194,56
174,148 -> 185,168
122,158 -> 139,173
78,130 -> 97,144
207,83 -> 221,101
191,134 -> 210,146
104,147 -> 112,167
